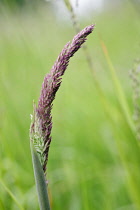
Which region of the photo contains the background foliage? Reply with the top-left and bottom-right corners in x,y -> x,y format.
0,0 -> 140,209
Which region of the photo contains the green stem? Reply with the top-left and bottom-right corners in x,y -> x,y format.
30,141 -> 50,210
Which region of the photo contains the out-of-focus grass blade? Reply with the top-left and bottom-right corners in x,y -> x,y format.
114,128 -> 140,208
30,141 -> 50,210
99,37 -> 140,208
100,39 -> 135,132
0,179 -> 24,210
63,0 -> 72,10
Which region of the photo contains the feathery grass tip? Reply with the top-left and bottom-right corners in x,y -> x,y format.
30,24 -> 94,177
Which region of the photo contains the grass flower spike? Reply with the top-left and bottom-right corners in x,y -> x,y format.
30,24 -> 94,175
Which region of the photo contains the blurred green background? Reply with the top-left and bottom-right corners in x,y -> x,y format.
0,0 -> 140,209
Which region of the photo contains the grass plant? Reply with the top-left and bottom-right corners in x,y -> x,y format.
0,2 -> 140,209
30,25 -> 94,209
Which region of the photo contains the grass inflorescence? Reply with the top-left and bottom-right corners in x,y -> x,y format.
1,2 -> 140,209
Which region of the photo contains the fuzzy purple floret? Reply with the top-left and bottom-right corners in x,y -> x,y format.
36,24 -> 94,173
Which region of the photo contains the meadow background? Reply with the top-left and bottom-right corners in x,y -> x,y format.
0,0 -> 140,209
